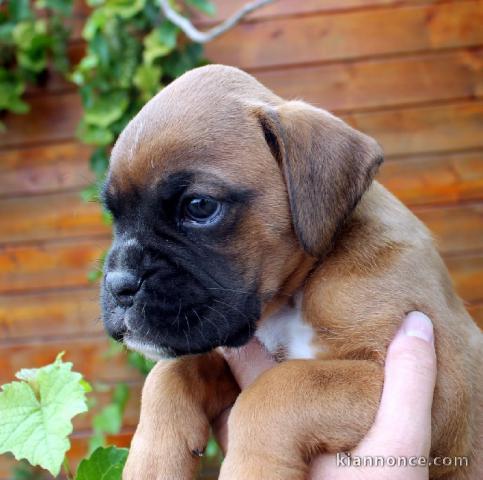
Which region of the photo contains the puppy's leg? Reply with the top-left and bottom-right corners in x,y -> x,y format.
219,359 -> 383,480
123,351 -> 239,480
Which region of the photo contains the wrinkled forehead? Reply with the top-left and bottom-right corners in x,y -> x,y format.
108,98 -> 264,192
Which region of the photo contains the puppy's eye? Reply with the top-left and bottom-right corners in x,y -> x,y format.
182,197 -> 222,225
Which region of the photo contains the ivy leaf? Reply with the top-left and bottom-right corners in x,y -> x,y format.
35,0 -> 74,16
8,0 -> 33,22
0,353 -> 89,476
134,63 -> 162,100
143,21 -> 178,64
76,120 -> 114,146
185,0 -> 217,17
127,351 -> 156,375
89,148 -> 109,179
75,446 -> 129,480
84,90 -> 129,128
104,0 -> 146,19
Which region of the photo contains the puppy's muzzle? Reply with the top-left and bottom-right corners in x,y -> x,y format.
105,270 -> 142,308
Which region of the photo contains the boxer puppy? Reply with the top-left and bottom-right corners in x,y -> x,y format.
101,65 -> 482,480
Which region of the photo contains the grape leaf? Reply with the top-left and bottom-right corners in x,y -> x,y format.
0,353 -> 89,476
76,446 -> 129,480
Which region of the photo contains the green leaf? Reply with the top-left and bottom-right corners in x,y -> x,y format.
104,0 -> 146,19
80,183 -> 100,203
8,0 -> 33,22
87,268 -> 103,283
75,446 -> 129,480
185,0 -> 216,16
143,21 -> 178,64
35,0 -> 74,16
0,353 -> 89,476
89,148 -> 109,178
84,90 -> 129,128
76,120 -> 114,146
127,351 -> 156,375
93,404 -> 123,435
112,383 -> 129,411
82,9 -> 109,41
133,63 -> 162,100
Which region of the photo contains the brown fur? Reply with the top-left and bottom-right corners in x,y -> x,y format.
112,65 -> 482,480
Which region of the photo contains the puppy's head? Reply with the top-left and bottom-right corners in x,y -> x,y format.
101,65 -> 382,359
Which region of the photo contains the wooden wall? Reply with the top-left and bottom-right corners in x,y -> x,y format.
0,0 -> 482,476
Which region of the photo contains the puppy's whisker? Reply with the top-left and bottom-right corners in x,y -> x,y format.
206,287 -> 251,294
183,329 -> 191,354
213,298 -> 254,321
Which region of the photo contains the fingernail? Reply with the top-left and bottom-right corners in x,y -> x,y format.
402,311 -> 434,343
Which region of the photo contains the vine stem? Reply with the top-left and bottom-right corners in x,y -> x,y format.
63,456 -> 74,480
159,0 -> 276,43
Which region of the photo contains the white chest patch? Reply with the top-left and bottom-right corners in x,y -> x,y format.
255,293 -> 316,360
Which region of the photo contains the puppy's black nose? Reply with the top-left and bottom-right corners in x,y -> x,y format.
105,271 -> 141,307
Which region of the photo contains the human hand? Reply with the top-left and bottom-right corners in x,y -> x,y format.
213,311 -> 436,480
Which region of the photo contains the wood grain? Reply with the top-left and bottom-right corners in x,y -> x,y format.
446,254 -> 483,303
1,249 -> 481,341
0,288 -> 101,340
0,192 -> 109,244
1,92 -> 482,157
378,150 -> 483,205
0,238 -> 109,294
413,203 -> 483,255
0,189 -> 481,252
0,335 -> 143,384
342,101 -> 483,156
205,1 -> 483,69
0,93 -> 81,149
256,48 -> 483,112
0,141 -> 93,197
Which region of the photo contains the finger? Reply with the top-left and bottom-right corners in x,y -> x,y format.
221,337 -> 276,389
359,311 -> 437,458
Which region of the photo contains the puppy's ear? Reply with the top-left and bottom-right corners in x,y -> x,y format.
254,101 -> 383,257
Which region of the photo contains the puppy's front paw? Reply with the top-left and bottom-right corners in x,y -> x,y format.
123,423 -> 209,480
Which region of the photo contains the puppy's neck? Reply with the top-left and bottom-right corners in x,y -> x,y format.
256,291 -> 317,361
261,253 -> 316,320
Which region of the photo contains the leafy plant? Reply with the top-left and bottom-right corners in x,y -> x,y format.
75,446 -> 128,480
0,0 -> 73,130
0,354 -> 131,479
72,0 -> 209,201
0,0 -> 230,477
0,353 -> 89,476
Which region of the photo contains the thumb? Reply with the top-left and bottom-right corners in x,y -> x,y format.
358,311 -> 437,458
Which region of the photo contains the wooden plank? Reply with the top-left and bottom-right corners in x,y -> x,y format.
1,92 -> 482,155
342,101 -> 483,156
0,238 -> 109,294
0,432 -> 134,479
205,1 -> 483,69
2,144 -> 481,204
378,150 -> 483,206
1,200 -> 480,337
0,92 -> 81,149
467,303 -> 483,329
68,1 -> 432,42
192,0 -> 431,23
1,188 -> 482,252
446,254 -> 483,303
0,336 -> 143,384
255,48 -> 483,112
0,201 -> 481,292
0,141 -> 93,197
0,288 -> 102,340
413,203 -> 483,255
0,192 -> 109,244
